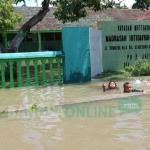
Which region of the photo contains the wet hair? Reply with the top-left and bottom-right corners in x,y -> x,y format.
123,82 -> 131,92
123,82 -> 130,88
108,81 -> 117,89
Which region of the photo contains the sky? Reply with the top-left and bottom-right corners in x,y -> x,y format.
119,0 -> 135,8
15,0 -> 135,8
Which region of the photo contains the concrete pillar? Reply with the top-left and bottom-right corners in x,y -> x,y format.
62,27 -> 91,84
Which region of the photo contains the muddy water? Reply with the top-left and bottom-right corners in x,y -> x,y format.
0,78 -> 150,149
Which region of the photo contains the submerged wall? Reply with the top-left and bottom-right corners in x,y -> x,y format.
102,21 -> 150,71
62,27 -> 91,84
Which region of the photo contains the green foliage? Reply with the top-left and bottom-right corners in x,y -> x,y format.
104,0 -> 128,9
132,59 -> 150,76
50,0 -> 103,23
0,111 -> 6,116
28,103 -> 39,112
121,66 -> 133,77
0,0 -> 23,34
92,16 -> 113,29
123,59 -> 150,77
14,0 -> 25,5
50,0 -> 128,23
124,66 -> 133,72
28,103 -> 54,112
13,0 -> 128,23
132,0 -> 150,11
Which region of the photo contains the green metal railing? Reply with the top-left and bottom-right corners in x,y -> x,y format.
0,51 -> 64,88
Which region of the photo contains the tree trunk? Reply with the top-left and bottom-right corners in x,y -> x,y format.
0,44 -> 7,53
2,0 -> 50,80
9,0 -> 50,52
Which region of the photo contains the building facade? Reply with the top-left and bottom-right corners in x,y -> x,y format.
0,7 -> 144,52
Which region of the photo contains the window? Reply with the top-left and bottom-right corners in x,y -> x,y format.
22,33 -> 33,42
41,32 -> 62,41
44,33 -> 54,41
7,34 -> 16,41
26,33 -> 32,42
55,32 -> 62,41
0,34 -> 3,43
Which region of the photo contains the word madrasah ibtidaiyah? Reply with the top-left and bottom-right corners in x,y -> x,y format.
106,35 -> 150,42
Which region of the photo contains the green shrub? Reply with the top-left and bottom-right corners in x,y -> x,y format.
122,70 -> 132,77
124,66 -> 133,72
132,59 -> 150,76
123,59 -> 150,77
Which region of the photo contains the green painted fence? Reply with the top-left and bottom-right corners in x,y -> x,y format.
0,51 -> 64,88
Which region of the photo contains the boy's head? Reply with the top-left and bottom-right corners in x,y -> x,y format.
108,81 -> 117,89
123,82 -> 132,93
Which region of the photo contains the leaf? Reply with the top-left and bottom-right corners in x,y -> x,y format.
0,0 -> 23,33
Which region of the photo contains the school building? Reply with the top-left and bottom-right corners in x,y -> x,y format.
0,7 -> 144,53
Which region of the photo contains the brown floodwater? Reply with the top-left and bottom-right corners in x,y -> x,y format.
0,78 -> 150,150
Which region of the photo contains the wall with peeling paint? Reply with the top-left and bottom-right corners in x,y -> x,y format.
62,27 -> 91,84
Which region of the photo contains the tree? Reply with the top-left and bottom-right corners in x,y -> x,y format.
0,0 -> 23,34
0,0 -> 23,53
92,17 -> 113,29
132,0 -> 150,11
102,0 -> 128,9
53,0 -> 128,23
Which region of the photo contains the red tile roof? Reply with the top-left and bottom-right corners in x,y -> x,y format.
137,9 -> 150,20
14,7 -> 144,31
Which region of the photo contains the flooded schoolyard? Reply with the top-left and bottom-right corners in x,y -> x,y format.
0,78 -> 150,149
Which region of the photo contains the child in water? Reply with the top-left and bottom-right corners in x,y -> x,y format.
102,81 -> 118,92
123,82 -> 146,94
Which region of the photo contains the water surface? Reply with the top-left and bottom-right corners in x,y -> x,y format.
0,78 -> 150,149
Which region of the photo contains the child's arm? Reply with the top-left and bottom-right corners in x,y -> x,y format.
140,89 -> 147,94
102,83 -> 106,92
120,89 -> 124,93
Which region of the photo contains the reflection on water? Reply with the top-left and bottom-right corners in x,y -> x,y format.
1,97 -> 150,149
1,78 -> 150,107
0,78 -> 150,149
0,79 -> 108,107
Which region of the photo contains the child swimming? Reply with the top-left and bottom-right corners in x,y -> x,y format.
102,81 -> 118,92
123,82 -> 146,94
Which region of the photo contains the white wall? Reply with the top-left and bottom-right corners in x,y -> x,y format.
89,28 -> 103,77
